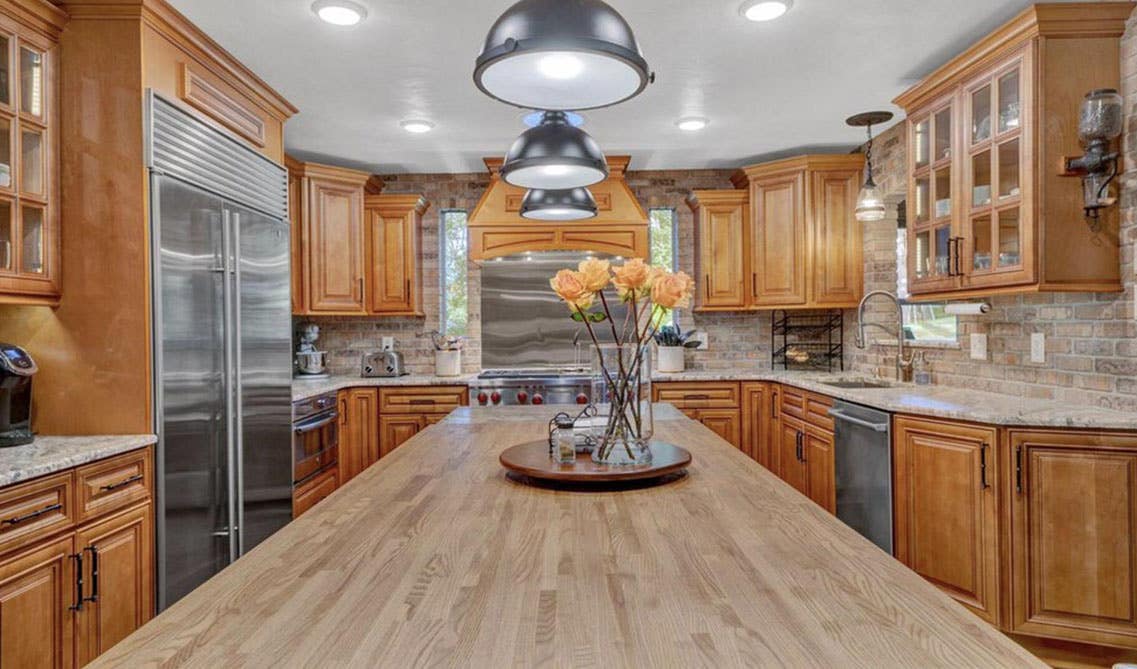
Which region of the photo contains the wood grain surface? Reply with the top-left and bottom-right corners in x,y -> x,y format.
499,440 -> 692,484
91,407 -> 1044,668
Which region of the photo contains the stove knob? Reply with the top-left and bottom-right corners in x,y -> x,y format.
490,391 -> 502,405
576,393 -> 589,405
531,393 -> 544,406
477,391 -> 488,406
516,391 -> 529,405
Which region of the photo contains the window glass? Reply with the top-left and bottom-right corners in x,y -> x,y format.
439,210 -> 468,337
896,227 -> 958,344
648,207 -> 676,270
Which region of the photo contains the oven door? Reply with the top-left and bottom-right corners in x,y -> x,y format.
292,409 -> 338,485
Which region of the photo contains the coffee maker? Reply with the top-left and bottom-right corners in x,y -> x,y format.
0,343 -> 35,447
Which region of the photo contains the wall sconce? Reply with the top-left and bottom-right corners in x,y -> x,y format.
1061,88 -> 1123,221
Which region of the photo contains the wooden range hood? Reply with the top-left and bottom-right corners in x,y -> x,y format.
467,155 -> 649,260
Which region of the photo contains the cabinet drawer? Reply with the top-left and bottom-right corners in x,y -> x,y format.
379,387 -> 467,414
75,448 -> 152,524
653,382 -> 739,409
805,393 -> 834,432
293,468 -> 338,518
0,471 -> 74,555
780,386 -> 806,420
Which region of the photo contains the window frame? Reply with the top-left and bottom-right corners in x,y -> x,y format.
896,226 -> 959,346
438,208 -> 469,337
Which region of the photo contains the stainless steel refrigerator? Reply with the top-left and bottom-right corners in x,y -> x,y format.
146,93 -> 293,610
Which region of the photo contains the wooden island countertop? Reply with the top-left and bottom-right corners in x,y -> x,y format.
93,406 -> 1043,668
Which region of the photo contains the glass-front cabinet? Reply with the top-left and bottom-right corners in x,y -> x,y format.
0,12 -> 58,304
907,98 -> 961,294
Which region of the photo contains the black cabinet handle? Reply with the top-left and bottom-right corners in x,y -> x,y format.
770,391 -> 778,420
980,443 -> 989,489
100,474 -> 143,492
69,552 -> 83,611
83,546 -> 99,603
799,431 -> 806,463
2,502 -> 62,526
1015,446 -> 1024,493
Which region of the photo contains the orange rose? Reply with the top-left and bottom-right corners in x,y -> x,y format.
651,271 -> 695,309
549,269 -> 594,311
577,257 -> 611,292
612,258 -> 651,299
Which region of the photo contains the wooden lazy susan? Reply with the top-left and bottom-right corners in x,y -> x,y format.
499,440 -> 692,490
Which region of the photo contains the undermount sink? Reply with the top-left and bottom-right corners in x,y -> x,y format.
819,379 -> 896,389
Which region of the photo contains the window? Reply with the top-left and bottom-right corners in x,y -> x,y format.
440,210 -> 468,337
648,207 -> 677,270
896,227 -> 958,344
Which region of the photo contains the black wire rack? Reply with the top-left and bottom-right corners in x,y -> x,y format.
771,310 -> 844,372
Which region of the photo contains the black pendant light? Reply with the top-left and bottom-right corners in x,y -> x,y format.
474,0 -> 653,111
501,111 -> 608,190
521,187 -> 598,221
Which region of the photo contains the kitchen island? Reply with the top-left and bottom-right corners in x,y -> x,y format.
92,407 -> 1042,668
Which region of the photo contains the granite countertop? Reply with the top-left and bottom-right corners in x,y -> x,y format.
0,435 -> 158,488
292,374 -> 478,401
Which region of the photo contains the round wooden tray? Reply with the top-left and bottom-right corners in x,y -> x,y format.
500,440 -> 692,488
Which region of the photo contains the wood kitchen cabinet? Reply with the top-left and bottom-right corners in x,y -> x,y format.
741,382 -> 774,466
775,386 -> 835,514
893,416 -> 1001,625
652,382 -> 742,450
802,425 -> 836,514
1008,429 -> 1137,649
365,194 -> 428,316
689,154 -> 863,311
292,467 -> 337,519
378,387 -> 468,458
0,1 -> 65,306
338,388 -> 379,484
894,3 -> 1130,299
0,534 -> 74,668
777,415 -> 809,495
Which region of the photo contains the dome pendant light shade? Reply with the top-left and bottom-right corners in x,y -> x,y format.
474,0 -> 653,110
846,110 -> 894,223
521,187 -> 598,221
501,111 -> 609,190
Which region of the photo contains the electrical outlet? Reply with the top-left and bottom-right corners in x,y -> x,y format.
1030,332 -> 1045,363
381,336 -> 394,351
970,333 -> 988,361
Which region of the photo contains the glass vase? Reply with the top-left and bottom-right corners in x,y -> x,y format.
590,343 -> 653,465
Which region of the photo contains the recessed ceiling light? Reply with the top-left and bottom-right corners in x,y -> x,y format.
739,0 -> 792,22
312,0 -> 367,26
400,119 -> 435,134
676,117 -> 709,132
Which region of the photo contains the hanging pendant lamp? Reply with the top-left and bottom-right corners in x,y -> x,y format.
846,111 -> 894,223
501,111 -> 608,190
521,187 -> 598,221
474,0 -> 653,111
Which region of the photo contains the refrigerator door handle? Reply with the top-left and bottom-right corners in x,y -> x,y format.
221,209 -> 238,565
233,211 -> 244,557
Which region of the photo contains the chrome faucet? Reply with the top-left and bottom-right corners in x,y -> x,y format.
855,290 -> 914,382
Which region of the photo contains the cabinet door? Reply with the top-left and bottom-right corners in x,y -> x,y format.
777,416 -> 807,494
751,172 -> 806,306
695,199 -> 746,309
1010,430 -> 1137,648
293,467 -> 338,519
0,535 -> 74,669
810,169 -> 863,306
75,503 -> 154,666
741,383 -> 768,465
380,415 -> 425,458
802,426 -> 835,514
697,409 -> 741,450
367,207 -> 416,314
908,103 -> 962,295
338,389 -> 378,484
288,171 -> 304,314
894,416 -> 1000,625
306,178 -> 364,313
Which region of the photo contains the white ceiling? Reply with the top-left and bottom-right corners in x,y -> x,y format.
170,0 -> 1087,174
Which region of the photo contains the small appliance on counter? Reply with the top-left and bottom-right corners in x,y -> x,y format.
295,323 -> 329,380
0,343 -> 36,447
362,350 -> 408,378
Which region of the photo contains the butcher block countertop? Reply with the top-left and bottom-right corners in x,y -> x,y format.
92,407 -> 1042,668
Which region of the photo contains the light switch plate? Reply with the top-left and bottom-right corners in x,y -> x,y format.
970,333 -> 988,361
1030,332 -> 1045,363
381,336 -> 394,351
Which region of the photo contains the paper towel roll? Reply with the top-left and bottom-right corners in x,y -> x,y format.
944,302 -> 990,316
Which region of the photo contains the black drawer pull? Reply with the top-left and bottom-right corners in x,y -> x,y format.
2,502 -> 62,526
83,546 -> 99,603
69,552 -> 83,612
683,394 -> 711,401
980,443 -> 990,489
101,474 -> 143,491
408,399 -> 437,405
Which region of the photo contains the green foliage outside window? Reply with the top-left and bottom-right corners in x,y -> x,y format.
440,210 -> 468,337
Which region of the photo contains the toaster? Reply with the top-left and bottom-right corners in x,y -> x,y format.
362,350 -> 408,378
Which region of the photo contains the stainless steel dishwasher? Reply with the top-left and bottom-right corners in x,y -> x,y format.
828,400 -> 893,555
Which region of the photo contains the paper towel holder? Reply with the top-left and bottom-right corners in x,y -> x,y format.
944,302 -> 991,316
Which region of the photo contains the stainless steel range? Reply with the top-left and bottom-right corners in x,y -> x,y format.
472,369 -> 593,407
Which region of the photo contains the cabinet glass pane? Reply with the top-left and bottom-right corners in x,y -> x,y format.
20,128 -> 41,195
998,70 -> 1020,134
935,226 -> 951,277
19,47 -> 41,117
914,175 -> 930,223
0,36 -> 10,108
998,138 -> 1020,199
915,120 -> 930,169
972,215 -> 992,271
998,209 -> 1021,267
915,230 -> 930,279
933,167 -> 951,220
971,150 -> 991,207
0,118 -> 10,189
0,200 -> 9,270
934,109 -> 952,162
971,85 -> 992,144
19,205 -> 42,273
